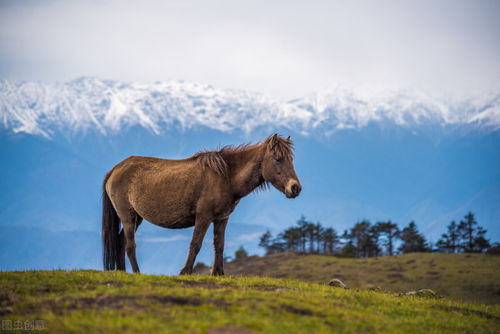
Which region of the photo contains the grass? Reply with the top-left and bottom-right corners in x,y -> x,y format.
206,253 -> 500,305
1,270 -> 499,333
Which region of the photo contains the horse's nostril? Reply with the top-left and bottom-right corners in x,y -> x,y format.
291,184 -> 300,195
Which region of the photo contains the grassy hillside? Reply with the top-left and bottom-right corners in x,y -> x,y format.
202,253 -> 500,305
1,270 -> 499,333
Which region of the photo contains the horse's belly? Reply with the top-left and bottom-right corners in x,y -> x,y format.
147,209 -> 196,229
135,200 -> 196,229
162,215 -> 196,229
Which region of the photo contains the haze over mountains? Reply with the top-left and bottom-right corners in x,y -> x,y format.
1,77 -> 499,274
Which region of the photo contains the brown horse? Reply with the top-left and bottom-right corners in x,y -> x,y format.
102,134 -> 301,275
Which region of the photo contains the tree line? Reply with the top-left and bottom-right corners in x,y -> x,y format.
258,212 -> 494,258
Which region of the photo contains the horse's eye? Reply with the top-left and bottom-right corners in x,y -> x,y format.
274,157 -> 283,163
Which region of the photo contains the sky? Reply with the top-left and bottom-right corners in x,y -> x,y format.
1,0 -> 500,100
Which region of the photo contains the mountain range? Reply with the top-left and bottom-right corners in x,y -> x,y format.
2,77 -> 499,138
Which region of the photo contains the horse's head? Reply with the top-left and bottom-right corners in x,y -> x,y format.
262,134 -> 302,199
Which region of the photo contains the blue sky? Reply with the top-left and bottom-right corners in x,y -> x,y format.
1,0 -> 500,99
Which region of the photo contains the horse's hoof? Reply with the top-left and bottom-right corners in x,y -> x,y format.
211,269 -> 224,276
179,269 -> 192,275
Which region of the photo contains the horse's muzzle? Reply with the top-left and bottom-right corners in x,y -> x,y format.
285,181 -> 302,198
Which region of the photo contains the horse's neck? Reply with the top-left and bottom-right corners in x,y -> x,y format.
224,145 -> 265,199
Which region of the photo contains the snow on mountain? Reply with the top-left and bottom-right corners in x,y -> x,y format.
1,77 -> 499,138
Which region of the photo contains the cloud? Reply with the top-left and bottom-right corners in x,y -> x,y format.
0,0 -> 499,99
140,235 -> 189,243
236,232 -> 264,242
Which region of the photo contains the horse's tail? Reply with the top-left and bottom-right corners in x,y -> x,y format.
102,171 -> 120,271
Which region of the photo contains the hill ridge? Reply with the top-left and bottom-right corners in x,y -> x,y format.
203,252 -> 500,305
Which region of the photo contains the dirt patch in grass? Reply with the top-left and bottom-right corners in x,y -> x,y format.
0,290 -> 18,314
34,285 -> 69,294
26,294 -> 228,314
387,273 -> 405,279
0,290 -> 18,306
278,304 -> 323,317
36,281 -> 126,294
33,281 -> 129,295
388,265 -> 405,272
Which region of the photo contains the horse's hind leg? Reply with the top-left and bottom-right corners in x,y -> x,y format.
117,214 -> 143,272
121,213 -> 143,273
117,230 -> 126,271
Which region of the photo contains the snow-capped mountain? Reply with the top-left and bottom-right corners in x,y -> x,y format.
1,77 -> 499,138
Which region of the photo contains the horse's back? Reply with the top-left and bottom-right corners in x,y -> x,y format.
107,155 -> 196,191
106,155 -> 204,227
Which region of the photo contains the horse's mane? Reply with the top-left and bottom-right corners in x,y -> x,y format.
193,150 -> 228,177
194,134 -> 294,178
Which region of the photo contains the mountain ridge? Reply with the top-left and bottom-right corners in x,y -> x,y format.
1,77 -> 499,138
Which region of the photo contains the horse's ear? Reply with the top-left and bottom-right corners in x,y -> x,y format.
269,134 -> 279,150
287,136 -> 290,140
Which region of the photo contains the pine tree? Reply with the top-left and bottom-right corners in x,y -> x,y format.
268,235 -> 286,254
343,221 -> 380,258
281,226 -> 302,252
457,212 -> 490,252
459,212 -> 477,252
340,240 -> 356,258
321,227 -> 339,255
473,226 -> 490,252
258,230 -> 273,255
374,221 -> 399,255
314,222 -> 323,253
306,222 -> 316,253
296,215 -> 309,253
436,221 -> 460,253
398,221 -> 429,254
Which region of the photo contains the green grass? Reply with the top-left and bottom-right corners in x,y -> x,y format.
210,253 -> 500,305
1,270 -> 499,333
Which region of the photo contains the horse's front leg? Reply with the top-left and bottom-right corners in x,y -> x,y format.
212,218 -> 228,276
179,215 -> 211,275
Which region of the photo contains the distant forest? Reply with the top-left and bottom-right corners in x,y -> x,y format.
257,212 -> 499,258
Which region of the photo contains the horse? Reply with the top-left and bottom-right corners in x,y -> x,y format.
102,134 -> 302,275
